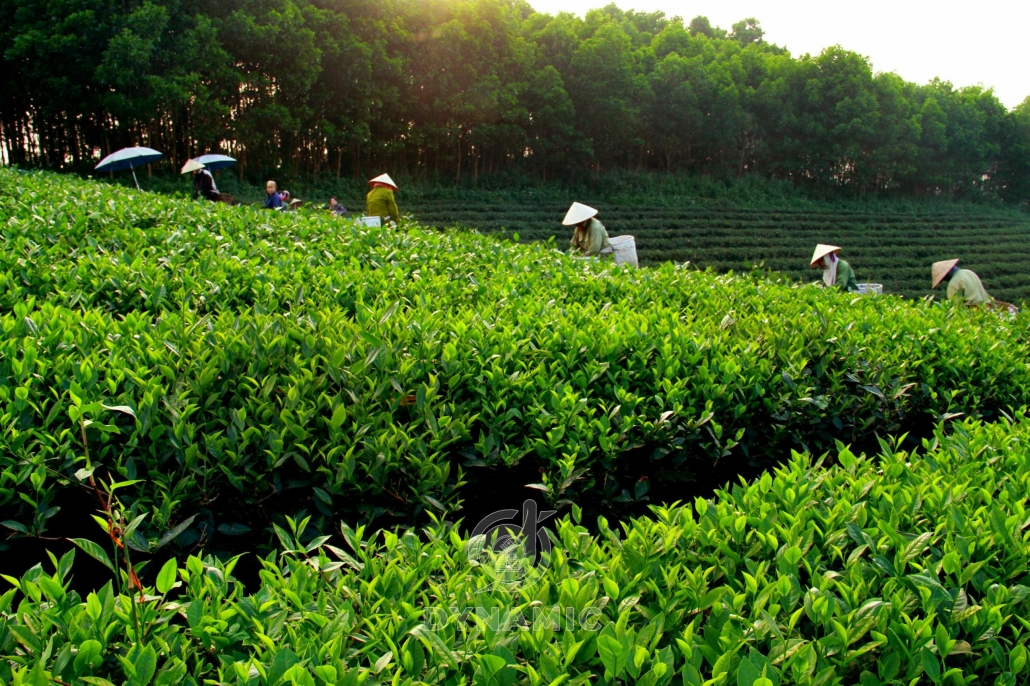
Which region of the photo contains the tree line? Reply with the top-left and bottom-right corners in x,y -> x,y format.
2,0 -> 1029,202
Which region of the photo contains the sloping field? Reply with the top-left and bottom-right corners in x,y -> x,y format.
7,416 -> 1030,686
409,203 -> 1030,303
4,170 -> 1030,686
3,169 -> 1030,541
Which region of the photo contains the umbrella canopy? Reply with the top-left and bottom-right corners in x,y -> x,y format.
95,147 -> 163,173
193,154 -> 237,171
181,159 -> 205,174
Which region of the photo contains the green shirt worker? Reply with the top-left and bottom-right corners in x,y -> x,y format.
564,202 -> 612,257
810,244 -> 859,292
365,173 -> 400,226
932,259 -> 991,306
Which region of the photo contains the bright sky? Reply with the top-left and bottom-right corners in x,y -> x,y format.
534,0 -> 1030,109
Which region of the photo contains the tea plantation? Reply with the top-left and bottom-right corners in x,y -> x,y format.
3,168 -> 1030,686
409,202 -> 1030,304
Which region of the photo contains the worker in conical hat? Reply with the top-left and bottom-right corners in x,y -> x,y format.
932,259 -> 992,306
564,202 -> 612,258
181,159 -> 219,202
366,173 -> 400,226
810,244 -> 859,292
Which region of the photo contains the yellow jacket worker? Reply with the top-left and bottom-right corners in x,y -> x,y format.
366,173 -> 400,226
932,259 -> 991,306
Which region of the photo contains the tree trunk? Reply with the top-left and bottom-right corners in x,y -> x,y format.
455,130 -> 462,185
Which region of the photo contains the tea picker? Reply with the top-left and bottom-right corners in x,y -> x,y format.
564,203 -> 612,257
563,202 -> 639,267
180,159 -> 219,202
191,154 -> 237,204
810,244 -> 859,293
932,259 -> 1016,312
366,173 -> 400,226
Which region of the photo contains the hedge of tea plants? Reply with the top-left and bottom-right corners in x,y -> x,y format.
4,416 -> 1030,686
2,169 -> 1030,544
408,202 -> 1030,303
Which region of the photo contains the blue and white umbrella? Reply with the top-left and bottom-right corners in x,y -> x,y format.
94,146 -> 164,190
193,154 -> 237,172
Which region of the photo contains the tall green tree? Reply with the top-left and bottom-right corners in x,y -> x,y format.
998,96 -> 1030,204
522,66 -> 589,178
566,22 -> 648,171
0,0 -> 1025,204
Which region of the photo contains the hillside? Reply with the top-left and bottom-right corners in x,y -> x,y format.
102,172 -> 1030,303
3,170 -> 1030,685
2,166 -> 1029,534
411,202 -> 1030,303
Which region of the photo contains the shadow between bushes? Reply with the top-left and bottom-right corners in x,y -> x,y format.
0,411 -> 939,594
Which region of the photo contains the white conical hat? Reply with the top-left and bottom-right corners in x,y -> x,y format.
368,173 -> 397,190
562,202 -> 598,226
180,159 -> 205,174
810,244 -> 842,266
932,259 -> 960,288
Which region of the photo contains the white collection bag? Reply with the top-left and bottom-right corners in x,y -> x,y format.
609,235 -> 638,267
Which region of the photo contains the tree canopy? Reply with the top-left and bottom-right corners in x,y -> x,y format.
1,0 -> 1027,202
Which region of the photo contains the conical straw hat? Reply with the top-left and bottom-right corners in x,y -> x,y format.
932,259 -> 960,288
368,173 -> 397,190
562,202 -> 598,226
810,244 -> 842,266
180,159 -> 205,174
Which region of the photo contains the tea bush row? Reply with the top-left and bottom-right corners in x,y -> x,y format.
4,416 -> 1030,686
403,200 -> 1030,302
2,169 -> 1030,541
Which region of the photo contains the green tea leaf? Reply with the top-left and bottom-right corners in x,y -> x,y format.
921,649 -> 941,684
156,559 -> 178,594
373,651 -> 393,674
74,640 -> 104,674
155,514 -> 197,550
135,645 -> 158,686
101,404 -> 137,419
737,657 -> 761,686
410,624 -> 459,670
69,538 -> 115,573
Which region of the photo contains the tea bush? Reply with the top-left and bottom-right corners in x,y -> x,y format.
4,416 -> 1030,686
409,202 -> 1030,303
2,169 -> 1030,541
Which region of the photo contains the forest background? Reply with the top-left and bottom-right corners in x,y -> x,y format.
2,0 -> 1030,205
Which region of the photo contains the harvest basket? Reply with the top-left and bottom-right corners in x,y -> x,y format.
609,235 -> 638,267
856,283 -> 883,295
218,192 -> 234,205
359,216 -> 382,227
992,300 -> 1020,316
